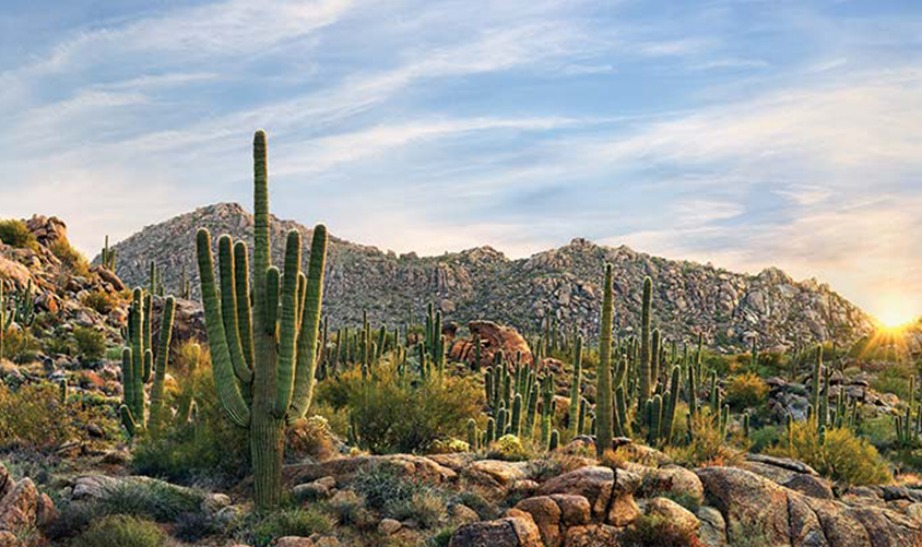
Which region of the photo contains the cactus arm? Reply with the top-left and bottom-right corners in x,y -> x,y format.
143,293 -> 153,364
121,347 -> 133,415
218,235 -> 253,385
119,405 -> 138,438
265,267 -> 280,335
274,231 -> 302,417
252,130 -> 271,333
148,296 -> 176,434
196,228 -> 251,428
296,272 -> 307,333
234,241 -> 255,370
288,226 -> 328,420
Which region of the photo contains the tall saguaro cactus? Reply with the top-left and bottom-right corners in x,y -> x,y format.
196,130 -> 328,509
639,276 -> 653,410
596,263 -> 614,456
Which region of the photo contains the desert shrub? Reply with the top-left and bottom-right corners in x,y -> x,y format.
452,491 -> 499,520
352,465 -> 449,527
620,514 -> 704,547
71,514 -> 166,547
486,434 -> 533,461
97,480 -> 205,522
73,326 -> 106,363
45,499 -> 102,541
665,409 -> 743,467
872,363 -> 914,400
0,219 -> 37,250
725,373 -> 769,409
174,511 -> 217,542
768,421 -> 891,486
50,239 -> 90,277
749,425 -> 780,453
43,334 -> 75,357
427,528 -> 456,547
326,490 -> 370,527
132,353 -> 250,487
387,490 -> 447,529
316,361 -> 482,454
528,452 -> 590,482
636,474 -> 701,513
82,290 -> 118,315
0,382 -> 116,452
286,415 -> 337,462
249,508 -> 333,547
3,328 -> 40,364
429,438 -> 470,454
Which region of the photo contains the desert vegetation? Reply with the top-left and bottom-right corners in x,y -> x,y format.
0,132 -> 921,546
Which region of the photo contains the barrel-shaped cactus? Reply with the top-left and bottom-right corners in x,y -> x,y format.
196,130 -> 328,508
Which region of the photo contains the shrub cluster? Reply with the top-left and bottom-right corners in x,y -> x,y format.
315,361 -> 482,454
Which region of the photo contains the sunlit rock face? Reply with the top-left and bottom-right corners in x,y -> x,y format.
107,203 -> 872,350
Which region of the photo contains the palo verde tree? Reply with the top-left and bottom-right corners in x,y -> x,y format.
196,130 -> 328,509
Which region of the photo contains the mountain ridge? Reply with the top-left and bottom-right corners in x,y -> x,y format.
101,202 -> 873,350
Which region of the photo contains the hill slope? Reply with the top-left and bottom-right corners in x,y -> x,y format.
102,202 -> 872,349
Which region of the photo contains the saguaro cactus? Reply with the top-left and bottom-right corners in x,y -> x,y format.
196,130 -> 328,509
119,290 -> 176,437
639,276 -> 653,409
595,263 -> 614,456
568,336 -> 583,438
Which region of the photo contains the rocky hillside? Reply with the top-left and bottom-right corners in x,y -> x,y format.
103,203 -> 873,350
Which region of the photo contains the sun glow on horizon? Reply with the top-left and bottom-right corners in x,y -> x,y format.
871,295 -> 918,331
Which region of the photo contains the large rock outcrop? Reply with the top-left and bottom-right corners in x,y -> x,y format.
105,203 -> 873,349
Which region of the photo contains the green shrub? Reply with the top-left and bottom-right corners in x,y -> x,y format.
486,434 -> 534,461
174,511 -> 217,542
0,219 -> 37,250
43,335 -> 76,357
132,355 -> 250,487
0,382 -> 116,452
427,528 -> 456,547
316,361 -> 482,454
387,490 -> 447,529
620,514 -> 704,547
50,239 -> 90,277
768,421 -> 892,486
250,508 -> 333,547
82,290 -> 119,315
73,326 -> 106,363
749,426 -> 780,453
352,465 -> 449,527
97,480 -> 204,522
71,515 -> 166,547
664,409 -> 743,467
872,363 -> 914,400
3,328 -> 40,364
725,373 -> 769,409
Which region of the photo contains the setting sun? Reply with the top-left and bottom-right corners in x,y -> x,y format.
873,303 -> 918,330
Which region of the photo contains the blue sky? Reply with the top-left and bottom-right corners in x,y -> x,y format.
1,0 -> 921,321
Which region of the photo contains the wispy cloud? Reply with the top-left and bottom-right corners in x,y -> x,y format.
0,0 -> 921,317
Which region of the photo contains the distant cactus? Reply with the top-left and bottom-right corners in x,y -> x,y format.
595,263 -> 614,456
195,130 -> 328,508
567,336 -> 583,438
639,276 -> 653,409
101,235 -> 117,270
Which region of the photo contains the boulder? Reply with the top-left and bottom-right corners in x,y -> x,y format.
697,466 -> 922,547
515,496 -> 561,546
464,460 -> 530,488
645,497 -> 700,536
449,515 -> 543,547
561,524 -> 619,546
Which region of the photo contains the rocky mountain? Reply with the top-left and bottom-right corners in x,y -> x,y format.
103,202 -> 873,350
